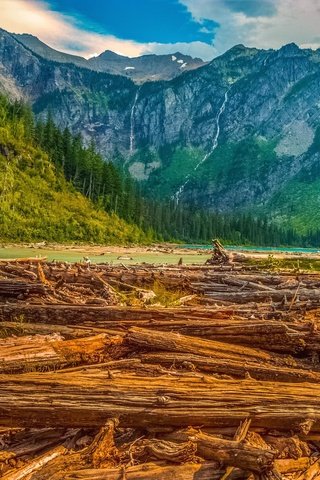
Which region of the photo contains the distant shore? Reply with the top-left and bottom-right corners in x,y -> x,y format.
1,242 -> 320,264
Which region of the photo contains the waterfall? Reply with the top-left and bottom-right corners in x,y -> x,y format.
172,90 -> 229,204
129,88 -> 140,154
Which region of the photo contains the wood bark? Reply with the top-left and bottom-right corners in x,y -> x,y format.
127,328 -> 319,382
2,445 -> 67,480
1,369 -> 320,430
141,431 -> 275,473
62,463 -> 244,480
137,351 -> 320,382
0,334 -> 124,373
0,280 -> 47,297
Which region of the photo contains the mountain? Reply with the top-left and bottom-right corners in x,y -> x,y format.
2,27 -> 320,233
13,33 -> 206,83
87,50 -> 206,83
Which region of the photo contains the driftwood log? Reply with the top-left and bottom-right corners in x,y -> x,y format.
0,333 -> 125,373
127,327 -> 320,382
1,369 -> 320,430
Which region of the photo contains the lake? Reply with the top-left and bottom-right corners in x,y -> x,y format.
183,245 -> 320,254
0,246 -> 210,265
0,244 -> 319,265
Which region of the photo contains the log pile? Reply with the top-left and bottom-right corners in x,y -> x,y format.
1,259 -> 320,308
1,259 -> 320,478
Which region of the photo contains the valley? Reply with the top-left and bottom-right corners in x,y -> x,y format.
1,28 -> 320,233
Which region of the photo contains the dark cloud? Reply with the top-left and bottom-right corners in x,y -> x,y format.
224,0 -> 277,17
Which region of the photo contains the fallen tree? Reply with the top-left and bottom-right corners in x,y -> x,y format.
1,368 -> 320,430
0,333 -> 125,373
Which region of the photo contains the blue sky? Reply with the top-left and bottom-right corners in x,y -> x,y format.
50,0 -> 218,46
2,0 -> 320,60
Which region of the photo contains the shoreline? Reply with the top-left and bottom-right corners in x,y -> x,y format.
1,242 -> 320,259
0,242 -> 320,264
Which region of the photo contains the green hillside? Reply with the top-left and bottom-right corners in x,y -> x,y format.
0,95 -> 145,243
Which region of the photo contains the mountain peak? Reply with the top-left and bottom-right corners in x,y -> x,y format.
277,42 -> 301,56
96,50 -> 126,60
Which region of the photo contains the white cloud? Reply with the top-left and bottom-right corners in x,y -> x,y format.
144,41 -> 217,60
6,0 -> 319,63
0,0 -> 217,61
180,0 -> 320,55
0,0 -> 146,58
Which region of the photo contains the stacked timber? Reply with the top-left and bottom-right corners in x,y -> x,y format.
1,260 -> 320,309
1,260 -> 320,478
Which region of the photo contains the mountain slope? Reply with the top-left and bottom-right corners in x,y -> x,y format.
13,33 -> 88,67
0,95 -> 144,243
2,28 -> 320,232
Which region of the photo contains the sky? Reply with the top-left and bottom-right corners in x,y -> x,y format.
1,0 -> 320,60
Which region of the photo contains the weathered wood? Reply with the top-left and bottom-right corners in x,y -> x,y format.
146,429 -> 275,473
204,289 -> 320,304
0,313 -> 312,354
0,334 -> 124,373
128,328 -> 318,382
187,430 -> 275,473
137,351 -> 320,382
2,445 -> 67,480
0,428 -> 75,477
219,418 -> 252,480
62,463 -> 243,480
11,420 -> 119,480
127,327 -> 275,362
0,280 -> 47,297
1,370 -> 320,430
296,459 -> 320,479
1,261 -> 320,476
264,435 -> 311,459
143,439 -> 197,463
62,458 -> 314,480
0,321 -> 108,339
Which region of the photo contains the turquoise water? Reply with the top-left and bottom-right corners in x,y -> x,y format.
182,245 -> 320,254
0,247 -> 209,265
1,244 -> 319,266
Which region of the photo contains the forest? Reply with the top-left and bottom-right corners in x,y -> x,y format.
0,93 -> 318,246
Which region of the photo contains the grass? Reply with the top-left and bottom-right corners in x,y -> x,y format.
0,314 -> 28,338
248,255 -> 320,272
150,280 -> 189,307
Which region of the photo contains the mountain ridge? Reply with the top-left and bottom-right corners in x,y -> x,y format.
12,31 -> 206,83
